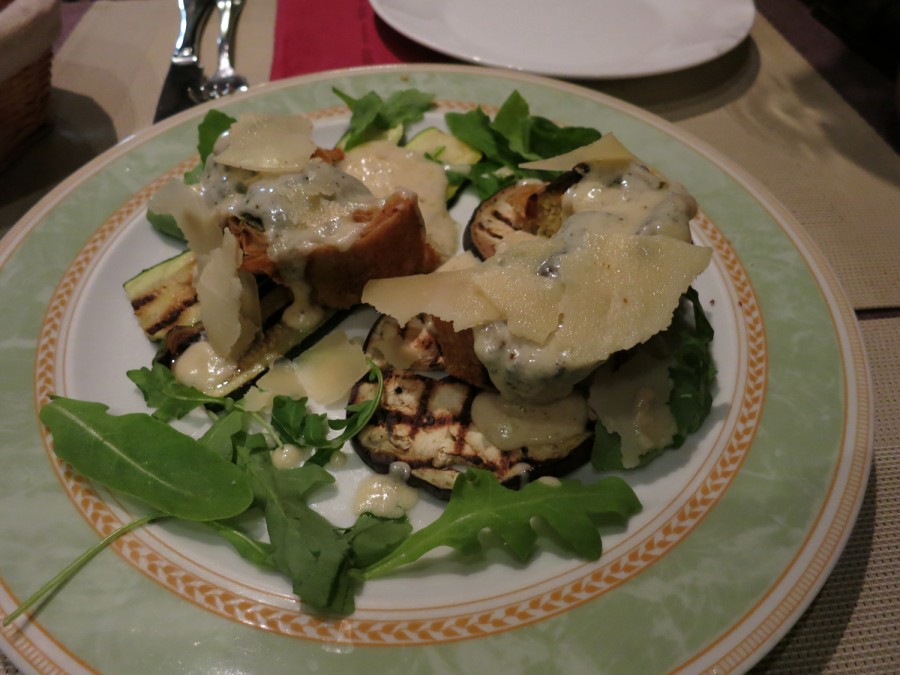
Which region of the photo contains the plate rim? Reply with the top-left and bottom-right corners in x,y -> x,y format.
0,64 -> 873,675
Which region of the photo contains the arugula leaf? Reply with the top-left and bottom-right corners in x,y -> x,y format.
361,469 -> 641,580
667,286 -> 716,443
183,109 -> 237,184
39,397 -> 253,521
591,288 -> 716,470
199,409 -> 248,461
444,91 -> 602,199
347,514 -> 414,569
270,360 -> 384,464
128,361 -> 231,422
235,446 -> 410,615
2,512 -> 166,627
146,209 -> 185,241
204,520 -> 277,569
333,87 -> 434,150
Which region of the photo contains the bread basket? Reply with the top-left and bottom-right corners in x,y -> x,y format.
0,0 -> 60,169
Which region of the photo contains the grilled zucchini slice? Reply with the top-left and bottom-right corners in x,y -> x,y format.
124,249 -> 336,397
124,251 -> 200,340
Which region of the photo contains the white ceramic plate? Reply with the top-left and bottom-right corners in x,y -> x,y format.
0,66 -> 870,674
369,0 -> 756,79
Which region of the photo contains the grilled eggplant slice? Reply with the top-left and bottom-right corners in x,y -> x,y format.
349,315 -> 593,499
463,168 -> 583,260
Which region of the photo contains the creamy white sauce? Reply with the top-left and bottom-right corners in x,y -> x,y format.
340,140 -> 460,259
563,160 -> 696,242
172,340 -> 238,395
199,152 -> 380,334
271,444 -> 307,470
353,462 -> 418,518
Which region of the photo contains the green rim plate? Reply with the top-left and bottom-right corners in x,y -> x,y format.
0,65 -> 871,674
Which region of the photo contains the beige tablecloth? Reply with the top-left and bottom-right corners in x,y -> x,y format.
1,1 -> 898,672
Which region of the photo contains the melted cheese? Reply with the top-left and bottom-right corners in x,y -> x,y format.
271,444 -> 306,470
172,340 -> 238,395
471,392 -> 589,451
563,162 -> 696,242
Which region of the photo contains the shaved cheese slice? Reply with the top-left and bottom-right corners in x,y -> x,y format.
293,331 -> 370,406
215,113 -> 316,173
471,253 -> 563,345
520,134 -> 635,171
552,232 -> 711,364
149,180 -> 221,258
472,231 -> 712,401
437,250 -> 480,272
257,359 -> 307,397
196,230 -> 260,358
362,270 -> 502,330
589,351 -> 678,469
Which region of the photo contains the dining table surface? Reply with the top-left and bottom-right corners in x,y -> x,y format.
1,0 -> 898,672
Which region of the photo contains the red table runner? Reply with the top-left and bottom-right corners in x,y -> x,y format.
270,0 -> 447,80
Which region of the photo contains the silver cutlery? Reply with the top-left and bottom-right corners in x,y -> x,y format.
198,0 -> 249,101
153,0 -> 216,122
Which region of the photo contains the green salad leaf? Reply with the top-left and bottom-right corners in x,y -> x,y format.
270,359 -> 384,465
234,441 -> 411,615
184,108 -> 237,184
445,90 -> 603,199
361,469 -> 641,580
146,210 -> 184,241
39,397 -> 253,521
127,361 -> 232,422
333,87 -> 434,151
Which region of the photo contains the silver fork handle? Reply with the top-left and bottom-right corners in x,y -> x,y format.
215,0 -> 245,76
173,0 -> 215,64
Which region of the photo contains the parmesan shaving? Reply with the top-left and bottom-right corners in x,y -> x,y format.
215,113 -> 317,173
292,331 -> 370,406
519,133 -> 635,171
362,270 -> 502,330
149,180 -> 221,259
195,230 -> 260,358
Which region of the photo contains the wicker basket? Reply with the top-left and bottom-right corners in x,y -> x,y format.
0,0 -> 60,169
